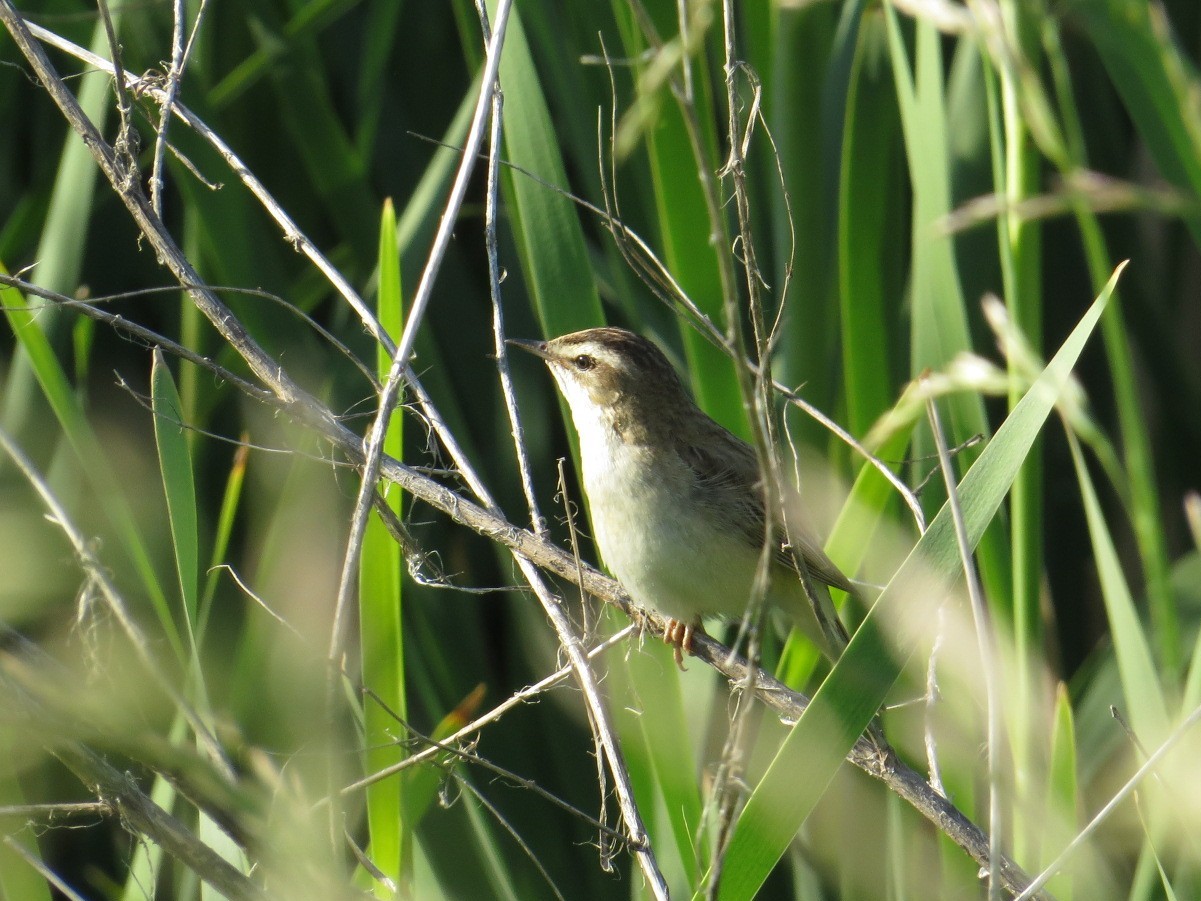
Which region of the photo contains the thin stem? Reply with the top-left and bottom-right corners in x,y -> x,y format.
924,602 -> 947,797
479,19 -> 545,535
94,0 -> 137,188
150,0 -> 184,216
928,395 -> 1003,900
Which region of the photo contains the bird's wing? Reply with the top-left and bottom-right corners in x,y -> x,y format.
674,420 -> 854,594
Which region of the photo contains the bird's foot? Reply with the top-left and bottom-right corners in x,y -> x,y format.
663,618 -> 699,671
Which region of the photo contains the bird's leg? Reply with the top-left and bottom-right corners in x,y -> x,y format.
663,618 -> 702,671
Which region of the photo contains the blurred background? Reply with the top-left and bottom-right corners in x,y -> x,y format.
2,0 -> 1200,898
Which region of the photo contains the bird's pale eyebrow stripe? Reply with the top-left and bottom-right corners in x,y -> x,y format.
571,329 -> 669,372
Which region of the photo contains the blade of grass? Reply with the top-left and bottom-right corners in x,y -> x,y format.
1,18 -> 115,442
605,607 -> 706,889
1043,15 -> 1182,680
885,9 -> 1013,614
197,441 -> 249,641
1045,683 -> 1079,901
359,199 -> 408,895
199,813 -> 251,901
353,0 -> 405,155
1184,598 -> 1201,712
1070,0 -> 1201,246
838,10 -> 900,437
771,0 -> 852,426
152,348 -> 201,639
1066,430 -> 1170,744
152,350 -> 248,899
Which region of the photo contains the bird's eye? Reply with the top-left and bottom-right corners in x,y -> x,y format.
573,354 -> 595,371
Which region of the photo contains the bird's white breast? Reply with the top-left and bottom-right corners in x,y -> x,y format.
562,387 -> 766,623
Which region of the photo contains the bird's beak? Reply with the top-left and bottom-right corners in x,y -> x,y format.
506,337 -> 556,363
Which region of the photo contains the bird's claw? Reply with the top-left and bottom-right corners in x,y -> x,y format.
664,619 -> 696,671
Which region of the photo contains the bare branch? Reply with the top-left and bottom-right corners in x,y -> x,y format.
54,745 -> 268,901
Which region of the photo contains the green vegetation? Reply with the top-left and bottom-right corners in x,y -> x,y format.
1,1 -> 1200,898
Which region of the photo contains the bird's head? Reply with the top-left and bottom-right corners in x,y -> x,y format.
508,327 -> 689,419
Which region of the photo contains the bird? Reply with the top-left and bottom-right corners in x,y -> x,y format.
509,326 -> 853,667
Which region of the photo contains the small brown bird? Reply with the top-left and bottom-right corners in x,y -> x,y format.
510,327 -> 852,665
